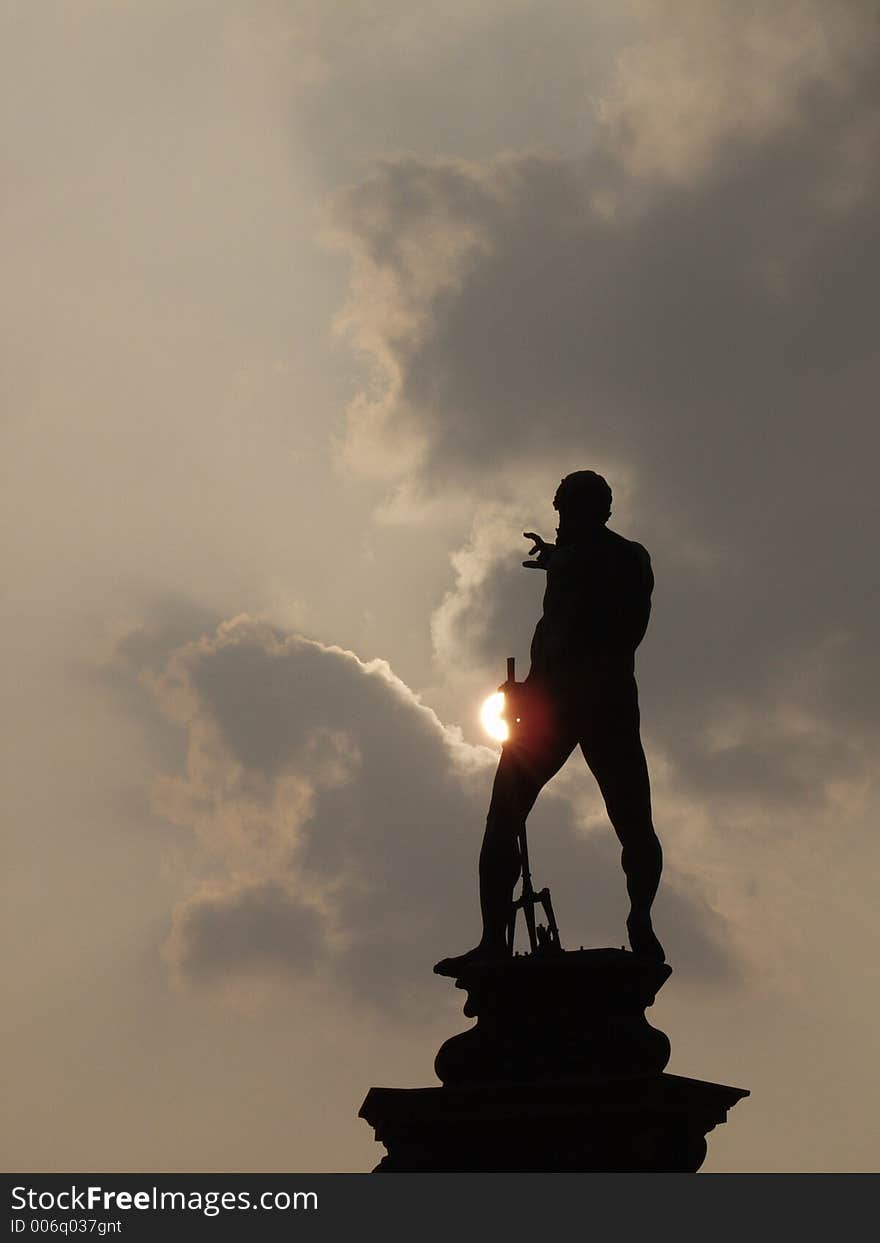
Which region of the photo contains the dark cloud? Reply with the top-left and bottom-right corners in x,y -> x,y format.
169,882 -> 327,980
332,117 -> 878,509
330,6 -> 878,532
290,0 -> 628,180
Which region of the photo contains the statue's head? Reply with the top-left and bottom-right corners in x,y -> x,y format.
553,471 -> 612,531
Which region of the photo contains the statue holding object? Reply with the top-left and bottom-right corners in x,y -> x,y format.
435,470 -> 664,975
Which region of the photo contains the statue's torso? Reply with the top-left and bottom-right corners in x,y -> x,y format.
529,527 -> 653,688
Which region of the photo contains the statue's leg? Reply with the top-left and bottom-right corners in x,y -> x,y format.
479,716 -> 578,948
478,751 -> 533,952
434,705 -> 575,974
579,679 -> 664,961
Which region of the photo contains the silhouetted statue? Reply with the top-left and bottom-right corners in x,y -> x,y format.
364,480 -> 752,1169
436,471 -> 664,972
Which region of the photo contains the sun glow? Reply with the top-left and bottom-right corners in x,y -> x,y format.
481,691 -> 509,742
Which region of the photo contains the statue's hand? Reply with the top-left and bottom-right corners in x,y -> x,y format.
498,678 -> 527,728
522,531 -> 554,569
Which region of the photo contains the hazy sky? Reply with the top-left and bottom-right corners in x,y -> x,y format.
3,1 -> 878,1172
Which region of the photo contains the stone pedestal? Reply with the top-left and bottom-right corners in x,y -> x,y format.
434,948 -> 672,1085
360,948 -> 748,1172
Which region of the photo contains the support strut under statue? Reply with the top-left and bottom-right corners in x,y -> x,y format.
499,657 -> 562,959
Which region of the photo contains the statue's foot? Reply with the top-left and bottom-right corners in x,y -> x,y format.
433,942 -> 509,977
626,910 -> 666,962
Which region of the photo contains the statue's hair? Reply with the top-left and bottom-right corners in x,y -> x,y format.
553,471 -> 612,523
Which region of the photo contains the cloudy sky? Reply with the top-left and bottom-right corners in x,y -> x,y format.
3,1 -> 878,1173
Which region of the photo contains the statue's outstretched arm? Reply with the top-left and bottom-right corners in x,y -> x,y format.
522,531 -> 556,570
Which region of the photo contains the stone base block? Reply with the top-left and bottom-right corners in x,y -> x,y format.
360,1073 -> 748,1172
